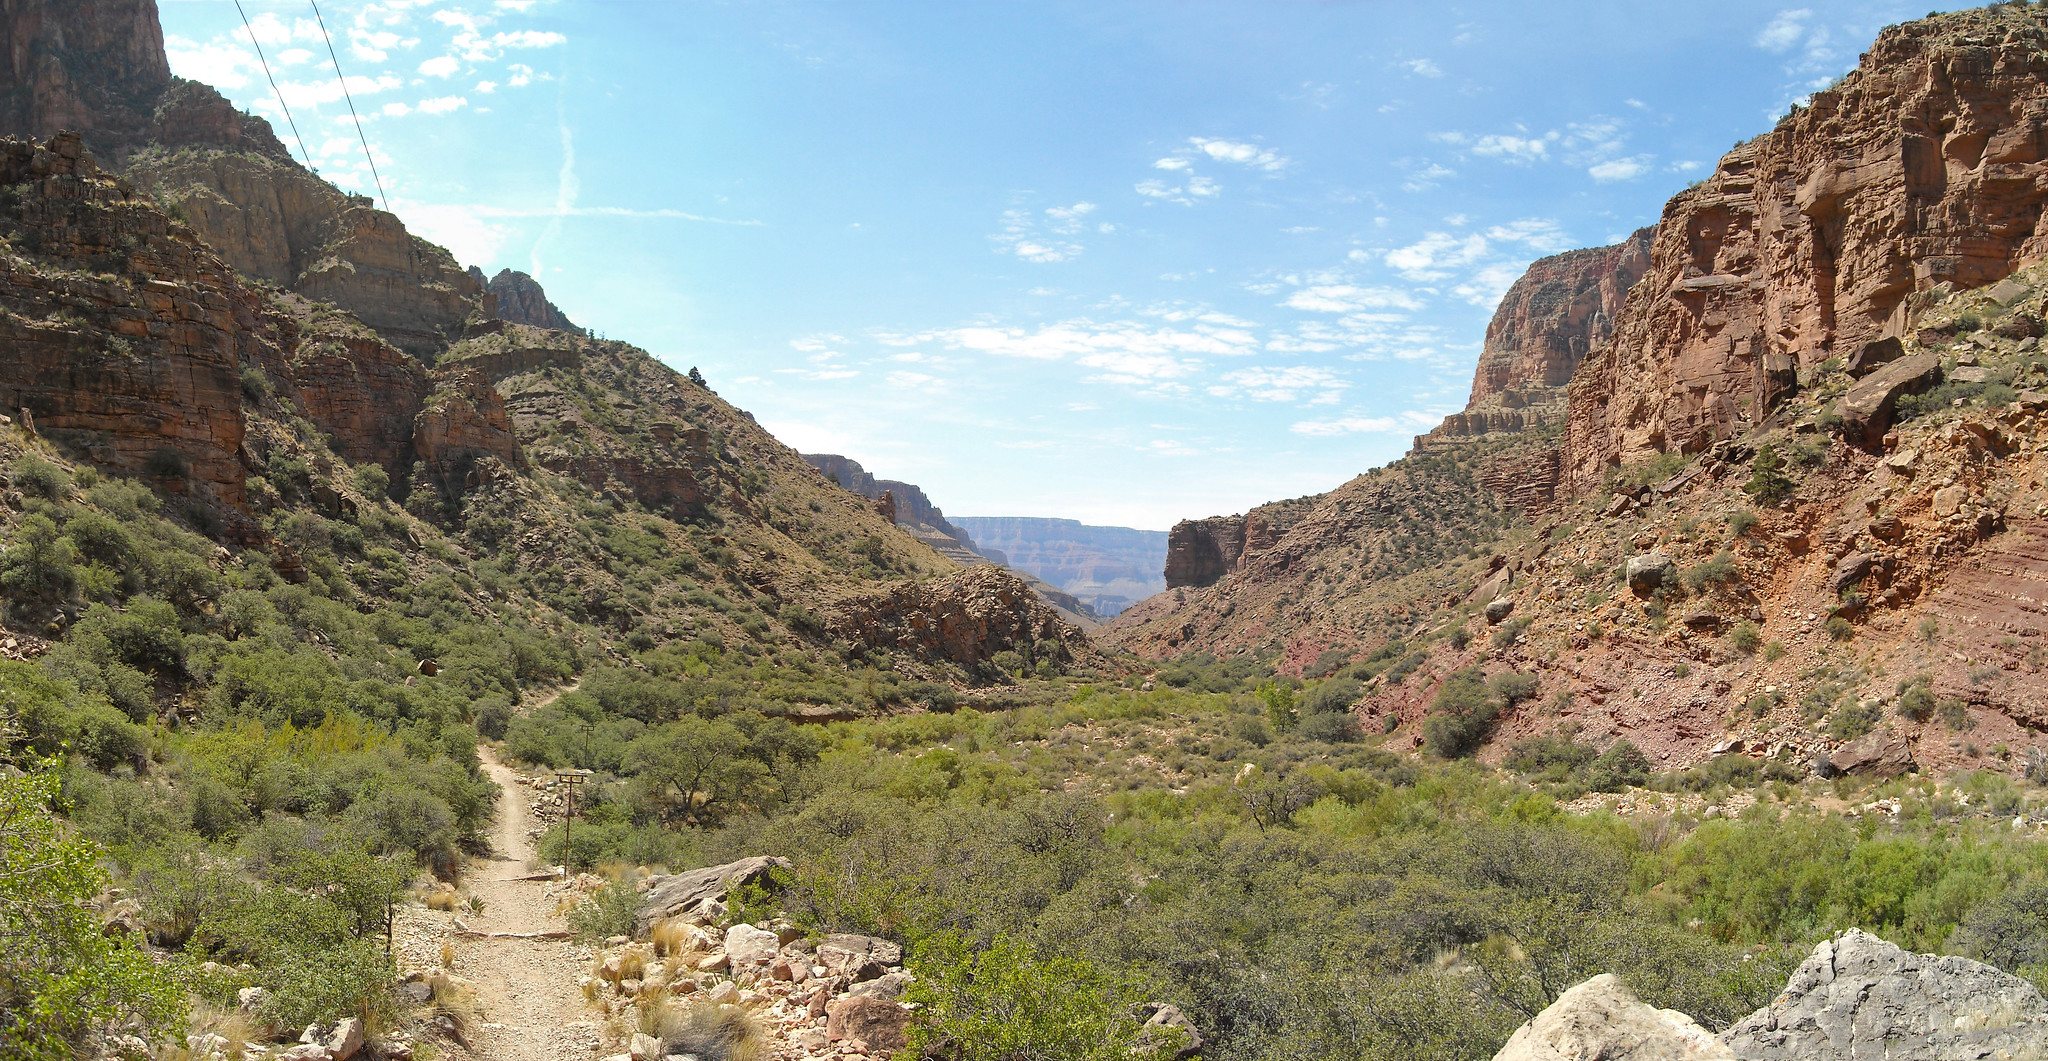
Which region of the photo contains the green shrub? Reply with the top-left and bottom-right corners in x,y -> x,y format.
1423,668 -> 1499,759
1729,622 -> 1762,654
905,933 -> 1178,1061
1825,616 -> 1855,642
1896,678 -> 1935,722
568,871 -> 643,941
8,455 -> 70,501
1727,509 -> 1758,537
0,766 -> 182,1057
1682,552 -> 1738,592
1487,670 -> 1539,707
1585,741 -> 1650,793
257,940 -> 396,1032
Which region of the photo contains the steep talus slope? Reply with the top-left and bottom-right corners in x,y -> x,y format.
1567,4 -> 2048,489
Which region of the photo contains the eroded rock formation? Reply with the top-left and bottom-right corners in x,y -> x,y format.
0,132 -> 269,520
479,267 -> 583,335
1567,6 -> 2048,488
0,0 -> 170,160
1472,228 -> 1655,404
824,565 -> 1088,671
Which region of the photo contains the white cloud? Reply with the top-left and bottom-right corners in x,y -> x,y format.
993,203 -> 1101,262
492,30 -> 566,48
1154,157 -> 1190,171
381,101 -> 412,116
1757,9 -> 1811,52
1385,232 -> 1488,280
1588,156 -> 1650,181
276,48 -> 315,66
496,0 -> 537,9
1484,218 -> 1570,252
1187,176 -> 1219,198
475,80 -> 498,93
1470,131 -> 1557,163
506,64 -> 535,87
1210,365 -> 1348,404
418,95 -> 468,114
393,200 -> 510,264
1401,162 -> 1455,192
1452,262 -> 1527,306
1283,285 -> 1422,313
419,55 -> 460,77
1290,410 -> 1438,436
1402,58 -> 1443,78
164,37 -> 256,90
887,371 -> 942,389
1189,137 -> 1289,172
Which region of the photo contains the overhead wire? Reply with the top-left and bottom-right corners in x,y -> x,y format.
233,0 -> 313,169
308,0 -> 390,212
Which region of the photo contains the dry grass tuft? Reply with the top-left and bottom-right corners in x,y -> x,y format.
650,917 -> 693,959
656,1003 -> 764,1061
440,941 -> 457,969
428,969 -> 481,1042
424,889 -> 461,912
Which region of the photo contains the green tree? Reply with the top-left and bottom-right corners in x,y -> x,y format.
0,763 -> 182,1056
0,514 -> 76,610
625,716 -> 769,823
1743,445 -> 1794,506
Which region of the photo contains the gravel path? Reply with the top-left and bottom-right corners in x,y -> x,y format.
445,746 -> 606,1061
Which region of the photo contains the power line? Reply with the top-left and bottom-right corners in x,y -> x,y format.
233,0 -> 312,168
308,0 -> 389,212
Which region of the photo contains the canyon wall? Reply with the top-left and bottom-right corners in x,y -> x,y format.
1470,227 -> 1655,404
1567,6 -> 2048,489
949,516 -> 1167,617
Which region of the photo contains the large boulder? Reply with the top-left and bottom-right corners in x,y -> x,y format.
632,856 -> 791,936
1834,351 -> 1942,448
1826,730 -> 1914,779
1626,553 -> 1677,596
825,996 -> 912,1052
1492,974 -> 1731,1060
1721,928 -> 2048,1058
817,933 -> 904,982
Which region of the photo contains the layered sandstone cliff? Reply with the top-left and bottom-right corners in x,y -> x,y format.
0,0 -> 170,160
1470,227 -> 1654,404
1567,5 -> 2048,489
0,132 -> 270,521
1162,501 -> 1313,590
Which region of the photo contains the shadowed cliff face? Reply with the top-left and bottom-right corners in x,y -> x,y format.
0,0 -> 170,160
1567,5 -> 2048,490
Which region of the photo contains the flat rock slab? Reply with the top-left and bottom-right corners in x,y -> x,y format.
633,855 -> 791,935
1722,929 -> 2048,1059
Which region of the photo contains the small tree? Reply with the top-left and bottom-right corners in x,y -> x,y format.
1743,444 -> 1794,506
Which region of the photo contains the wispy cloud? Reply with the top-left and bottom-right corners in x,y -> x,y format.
993,201 -> 1102,262
1290,410 -> 1439,436
1402,58 -> 1444,78
1756,9 -> 1812,52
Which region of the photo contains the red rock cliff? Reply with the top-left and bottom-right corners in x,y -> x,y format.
0,0 -> 169,159
1470,227 -> 1654,403
1567,5 -> 2048,490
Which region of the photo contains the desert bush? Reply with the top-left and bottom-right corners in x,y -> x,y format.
1423,668 -> 1500,759
905,933 -> 1177,1061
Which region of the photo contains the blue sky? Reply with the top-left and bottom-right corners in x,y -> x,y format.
159,0 -> 1955,529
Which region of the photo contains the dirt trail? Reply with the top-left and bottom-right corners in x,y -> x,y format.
450,745 -> 604,1061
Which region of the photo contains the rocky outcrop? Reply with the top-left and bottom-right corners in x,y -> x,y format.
0,0 -> 170,160
0,132 -> 273,522
1472,228 -> 1655,404
801,453 -> 980,549
1479,447 -> 1563,516
1567,6 -> 2048,489
1721,929 -> 2048,1058
1163,505 -> 1301,590
281,311 -> 429,479
412,370 -> 522,497
1494,932 -> 2048,1060
824,565 -> 1087,672
1492,974 -> 1730,1061
634,856 -> 792,935
477,267 -> 582,335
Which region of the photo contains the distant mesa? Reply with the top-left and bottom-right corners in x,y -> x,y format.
949,517 -> 1167,618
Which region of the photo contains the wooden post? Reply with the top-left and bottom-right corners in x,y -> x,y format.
553,769 -> 588,869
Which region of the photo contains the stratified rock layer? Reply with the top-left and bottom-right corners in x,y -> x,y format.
1567,6 -> 2048,488
825,565 -> 1089,671
0,0 -> 170,159
480,267 -> 583,335
1472,228 -> 1655,404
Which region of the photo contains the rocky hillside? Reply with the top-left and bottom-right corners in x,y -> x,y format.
949,516 -> 1166,617
476,267 -> 584,335
0,0 -> 1079,686
1112,4 -> 2048,777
